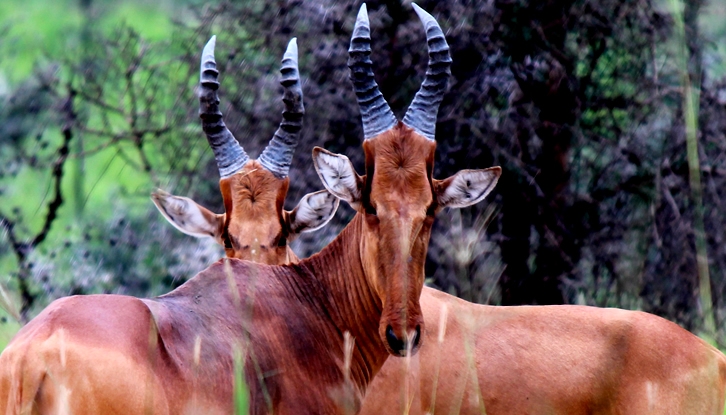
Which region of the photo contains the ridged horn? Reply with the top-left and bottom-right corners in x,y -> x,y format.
199,35 -> 249,178
348,3 -> 397,140
401,3 -> 452,141
258,38 -> 304,178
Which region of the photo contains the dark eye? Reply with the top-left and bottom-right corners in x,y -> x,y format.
365,204 -> 377,216
222,231 -> 233,249
426,203 -> 437,217
277,235 -> 287,247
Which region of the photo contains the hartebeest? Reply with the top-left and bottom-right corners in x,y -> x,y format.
345,6 -> 726,415
152,37 -> 338,266
152,7 -> 726,415
361,291 -> 726,415
0,6 -> 501,414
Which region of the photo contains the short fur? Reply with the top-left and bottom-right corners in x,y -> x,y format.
359,288 -> 726,414
220,161 -> 294,263
0,125 -> 497,414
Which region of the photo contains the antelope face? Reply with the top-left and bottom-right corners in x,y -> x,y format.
314,3 -> 501,357
314,128 -> 499,358
219,161 -> 291,262
152,37 -> 338,266
361,128 -> 436,357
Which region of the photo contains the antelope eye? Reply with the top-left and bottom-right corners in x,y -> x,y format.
277,235 -> 287,247
365,204 -> 377,216
426,203 -> 437,217
222,232 -> 233,249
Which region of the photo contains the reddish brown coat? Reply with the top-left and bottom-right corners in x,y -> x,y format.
0,127 -> 494,414
360,288 -> 726,414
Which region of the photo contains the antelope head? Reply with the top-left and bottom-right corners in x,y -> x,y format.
153,37 -> 339,265
313,4 -> 501,357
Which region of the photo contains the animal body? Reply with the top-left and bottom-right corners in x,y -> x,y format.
349,5 -> 726,415
0,5 -> 502,414
360,289 -> 726,415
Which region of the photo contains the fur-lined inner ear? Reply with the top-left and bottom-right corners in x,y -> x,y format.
286,190 -> 340,238
151,189 -> 223,241
312,147 -> 363,208
434,167 -> 501,209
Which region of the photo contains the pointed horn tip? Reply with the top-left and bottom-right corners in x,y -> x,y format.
203,36 -> 217,56
411,3 -> 436,25
284,38 -> 298,61
355,3 -> 369,25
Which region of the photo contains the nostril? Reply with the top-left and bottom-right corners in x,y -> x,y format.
385,325 -> 405,354
412,325 -> 421,350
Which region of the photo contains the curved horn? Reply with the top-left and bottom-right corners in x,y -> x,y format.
258,38 -> 304,178
348,3 -> 397,140
199,36 -> 249,179
401,3 -> 452,141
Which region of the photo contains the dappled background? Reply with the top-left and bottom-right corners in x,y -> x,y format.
1,0 -> 726,347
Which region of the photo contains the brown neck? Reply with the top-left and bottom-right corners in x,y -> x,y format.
297,214 -> 387,393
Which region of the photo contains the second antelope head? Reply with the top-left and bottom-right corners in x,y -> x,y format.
153,37 -> 339,265
313,4 -> 501,357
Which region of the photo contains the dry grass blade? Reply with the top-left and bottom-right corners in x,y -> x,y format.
0,283 -> 21,323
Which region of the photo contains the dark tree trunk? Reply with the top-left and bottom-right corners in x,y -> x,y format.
494,0 -> 580,305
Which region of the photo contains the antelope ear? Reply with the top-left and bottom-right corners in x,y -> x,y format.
286,190 -> 340,238
434,167 -> 501,209
151,189 -> 224,242
312,147 -> 363,208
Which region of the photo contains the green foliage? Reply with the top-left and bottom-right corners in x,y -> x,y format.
0,0 -> 83,85
0,0 -> 223,319
0,319 -> 20,352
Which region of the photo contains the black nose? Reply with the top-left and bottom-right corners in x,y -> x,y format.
385,325 -> 404,355
385,325 -> 422,356
412,325 -> 421,350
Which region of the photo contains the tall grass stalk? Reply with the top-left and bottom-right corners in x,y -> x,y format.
233,345 -> 250,415
670,0 -> 717,336
226,260 -> 258,414
0,283 -> 21,323
145,315 -> 159,415
427,303 -> 448,412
